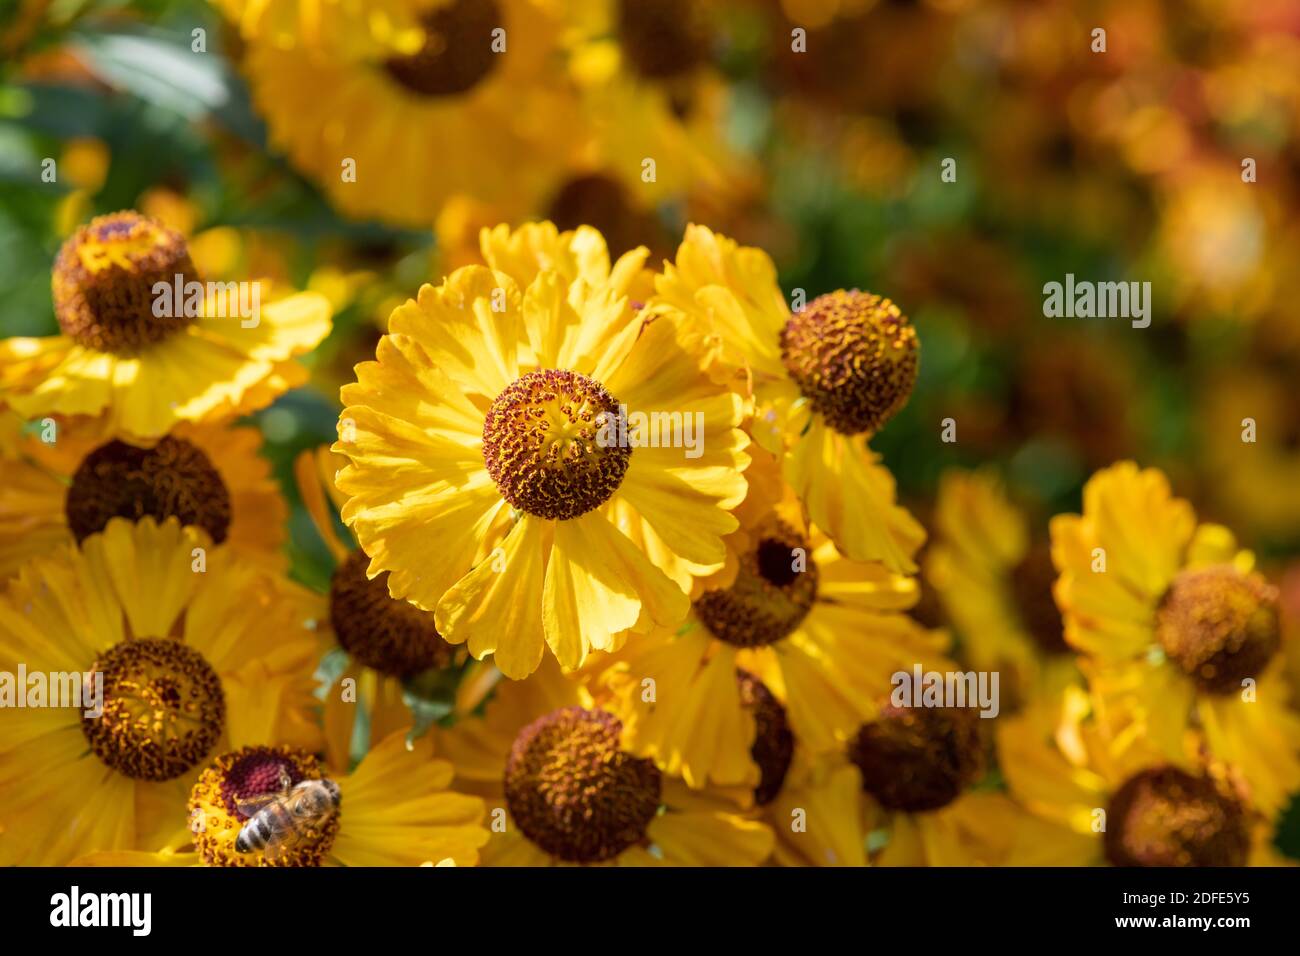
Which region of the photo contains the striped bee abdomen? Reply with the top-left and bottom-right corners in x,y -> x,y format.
236,802 -> 294,852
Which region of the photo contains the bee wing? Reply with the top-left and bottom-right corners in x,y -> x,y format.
234,792 -> 280,818
256,788 -> 313,861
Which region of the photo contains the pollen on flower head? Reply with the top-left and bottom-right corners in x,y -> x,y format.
329,548 -> 455,677
82,638 -> 226,781
780,289 -> 919,436
1156,565 -> 1279,695
1104,766 -> 1250,867
504,706 -> 661,863
52,210 -> 198,354
482,368 -> 631,521
847,704 -> 984,813
64,437 -> 232,544
694,518 -> 819,647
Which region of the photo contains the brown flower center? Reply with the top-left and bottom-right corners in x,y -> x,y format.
737,669 -> 794,806
504,706 -> 661,864
482,368 -> 631,520
780,289 -> 919,436
52,211 -> 197,354
547,174 -> 662,258
65,436 -> 232,544
190,746 -> 341,867
329,548 -> 455,678
1104,767 -> 1250,867
383,0 -> 502,97
82,637 -> 225,781
1009,540 -> 1068,654
617,0 -> 709,80
694,519 -> 818,647
848,705 -> 984,813
1155,565 -> 1280,695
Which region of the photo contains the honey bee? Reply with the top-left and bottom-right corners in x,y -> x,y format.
235,767 -> 341,861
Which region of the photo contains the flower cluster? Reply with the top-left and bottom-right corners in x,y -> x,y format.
1,0 -> 1298,870
4,213 -> 1296,868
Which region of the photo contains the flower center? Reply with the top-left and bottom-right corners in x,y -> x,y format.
847,705 -> 984,813
1155,565 -> 1280,695
1103,767 -> 1250,867
383,0 -> 502,97
52,211 -> 197,354
64,437 -> 232,544
547,174 -> 659,258
780,289 -> 919,436
1009,540 -> 1069,654
81,637 -> 225,781
737,669 -> 794,805
503,706 -> 661,863
329,548 -> 455,677
482,368 -> 631,521
190,746 -> 341,867
693,519 -> 818,647
911,580 -> 947,630
617,0 -> 709,80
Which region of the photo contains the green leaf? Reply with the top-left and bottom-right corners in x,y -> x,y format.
313,647 -> 351,702
1274,790 -> 1300,861
402,666 -> 464,743
69,29 -> 230,119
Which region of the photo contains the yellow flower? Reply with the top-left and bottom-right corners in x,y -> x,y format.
73,729 -> 488,867
1051,461 -> 1300,815
650,224 -> 925,571
924,468 -> 1077,706
334,224 -> 749,679
238,0 -> 581,227
768,756 -> 871,866
599,492 -> 947,792
433,195 -> 521,278
770,712 -> 1027,867
0,518 -> 322,865
0,414 -> 288,581
211,0 -> 424,57
53,136 -> 110,237
563,1 -> 757,213
476,219 -> 655,299
1200,369 -> 1300,539
997,678 -> 1288,866
437,657 -> 773,865
293,446 -> 473,769
1155,162 -> 1274,320
0,211 -> 332,440
138,186 -> 295,289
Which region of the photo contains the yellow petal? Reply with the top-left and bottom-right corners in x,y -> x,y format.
785,420 -> 924,572
389,266 -> 521,399
437,515 -> 548,679
542,514 -> 643,667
